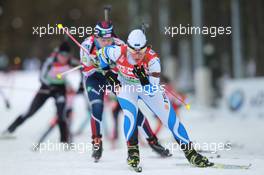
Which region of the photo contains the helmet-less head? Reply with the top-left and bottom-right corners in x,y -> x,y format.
57,42 -> 71,65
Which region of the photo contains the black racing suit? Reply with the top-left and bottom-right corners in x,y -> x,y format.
7,53 -> 78,142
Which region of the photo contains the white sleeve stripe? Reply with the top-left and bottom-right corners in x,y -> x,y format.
40,58 -> 53,85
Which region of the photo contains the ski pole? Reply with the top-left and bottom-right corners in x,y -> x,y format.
57,24 -> 90,55
37,118 -> 58,145
56,64 -> 83,79
56,24 -> 97,79
162,85 -> 191,110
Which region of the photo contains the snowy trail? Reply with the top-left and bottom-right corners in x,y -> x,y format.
0,72 -> 264,175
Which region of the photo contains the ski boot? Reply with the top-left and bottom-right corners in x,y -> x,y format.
127,145 -> 142,172
92,136 -> 103,162
182,143 -> 214,167
147,136 -> 172,157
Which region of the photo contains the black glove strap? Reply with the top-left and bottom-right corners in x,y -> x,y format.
105,71 -> 121,86
133,65 -> 150,86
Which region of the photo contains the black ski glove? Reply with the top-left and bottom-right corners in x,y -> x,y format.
132,65 -> 150,86
105,71 -> 121,86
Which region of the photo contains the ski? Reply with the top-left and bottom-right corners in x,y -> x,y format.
0,131 -> 16,140
176,162 -> 252,170
0,135 -> 16,140
212,163 -> 252,170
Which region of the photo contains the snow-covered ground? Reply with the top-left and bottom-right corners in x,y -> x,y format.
0,71 -> 263,175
